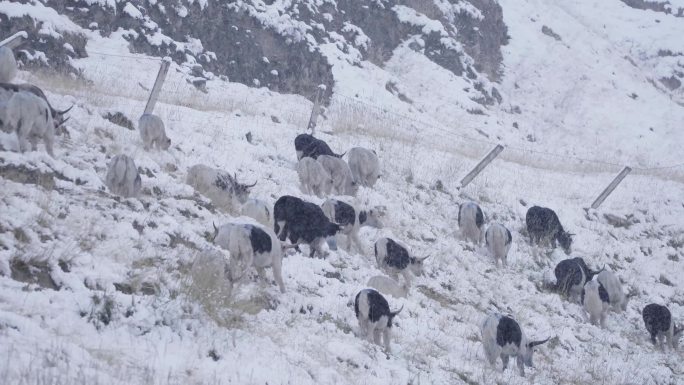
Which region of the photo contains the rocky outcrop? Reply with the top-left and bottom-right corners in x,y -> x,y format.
621,0 -> 684,17
0,4 -> 87,74
4,0 -> 509,105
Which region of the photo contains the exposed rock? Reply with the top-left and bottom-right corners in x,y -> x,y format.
0,10 -> 87,75
385,80 -> 413,103
603,213 -> 639,229
103,112 -> 135,131
24,0 -> 509,106
621,0 -> 684,17
10,259 -> 60,290
660,75 -> 681,91
0,164 -> 56,190
542,25 -> 562,41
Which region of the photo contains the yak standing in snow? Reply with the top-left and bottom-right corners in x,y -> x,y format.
485,223 -> 512,267
105,154 -> 142,198
317,155 -> 358,196
212,222 -> 288,293
582,278 -> 610,328
347,147 -> 381,188
0,83 -> 73,134
186,164 -> 257,213
139,113 -> 171,151
642,304 -> 683,351
459,201 -> 484,245
0,91 -> 55,156
481,313 -> 550,377
526,206 -> 573,254
297,157 -> 333,198
354,288 -> 403,352
273,195 -> 340,258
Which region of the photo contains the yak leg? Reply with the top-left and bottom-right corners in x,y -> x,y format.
271,256 -> 286,293
44,126 -> 55,157
517,356 -> 526,376
501,354 -> 510,370
351,231 -> 365,256
373,328 -> 382,345
482,341 -> 499,366
358,317 -> 369,336
16,121 -> 30,153
29,135 -> 39,151
382,328 -> 392,352
366,322 -> 377,344
400,269 -> 413,287
256,267 -> 267,281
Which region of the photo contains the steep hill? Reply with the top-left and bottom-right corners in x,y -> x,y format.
1,1 -> 683,385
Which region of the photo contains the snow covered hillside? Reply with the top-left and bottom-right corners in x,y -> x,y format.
1,1 -> 683,385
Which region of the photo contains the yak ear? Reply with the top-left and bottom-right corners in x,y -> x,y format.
675,324 -> 684,336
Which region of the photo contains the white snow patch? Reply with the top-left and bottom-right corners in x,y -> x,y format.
123,2 -> 143,19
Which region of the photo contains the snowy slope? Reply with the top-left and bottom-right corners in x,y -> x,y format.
1,1 -> 684,385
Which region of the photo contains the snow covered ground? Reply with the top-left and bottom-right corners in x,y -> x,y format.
1,1 -> 684,384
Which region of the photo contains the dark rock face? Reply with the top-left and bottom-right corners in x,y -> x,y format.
619,1 -> 683,93
660,75 -> 682,91
451,0 -> 509,81
621,0 -> 684,17
4,0 -> 509,105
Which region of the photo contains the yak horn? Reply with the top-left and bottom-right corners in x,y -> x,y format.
419,254 -> 431,261
59,104 -> 74,115
57,117 -> 71,127
391,305 -> 404,316
246,180 -> 257,188
528,338 -> 550,347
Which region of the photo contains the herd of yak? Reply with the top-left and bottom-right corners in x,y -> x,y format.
0,44 -> 681,376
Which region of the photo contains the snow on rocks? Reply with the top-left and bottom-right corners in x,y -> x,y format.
0,1 -> 683,385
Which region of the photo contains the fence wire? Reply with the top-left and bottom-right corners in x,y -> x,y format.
22,49 -> 684,210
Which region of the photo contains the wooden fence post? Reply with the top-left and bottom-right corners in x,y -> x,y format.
591,166 -> 632,209
460,144 -> 504,188
0,31 -> 27,49
143,57 -> 172,115
307,85 -> 325,135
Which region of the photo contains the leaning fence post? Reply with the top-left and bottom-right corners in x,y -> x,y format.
307,85 -> 325,135
0,31 -> 27,49
143,57 -> 172,115
591,166 -> 632,209
460,144 -> 504,188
